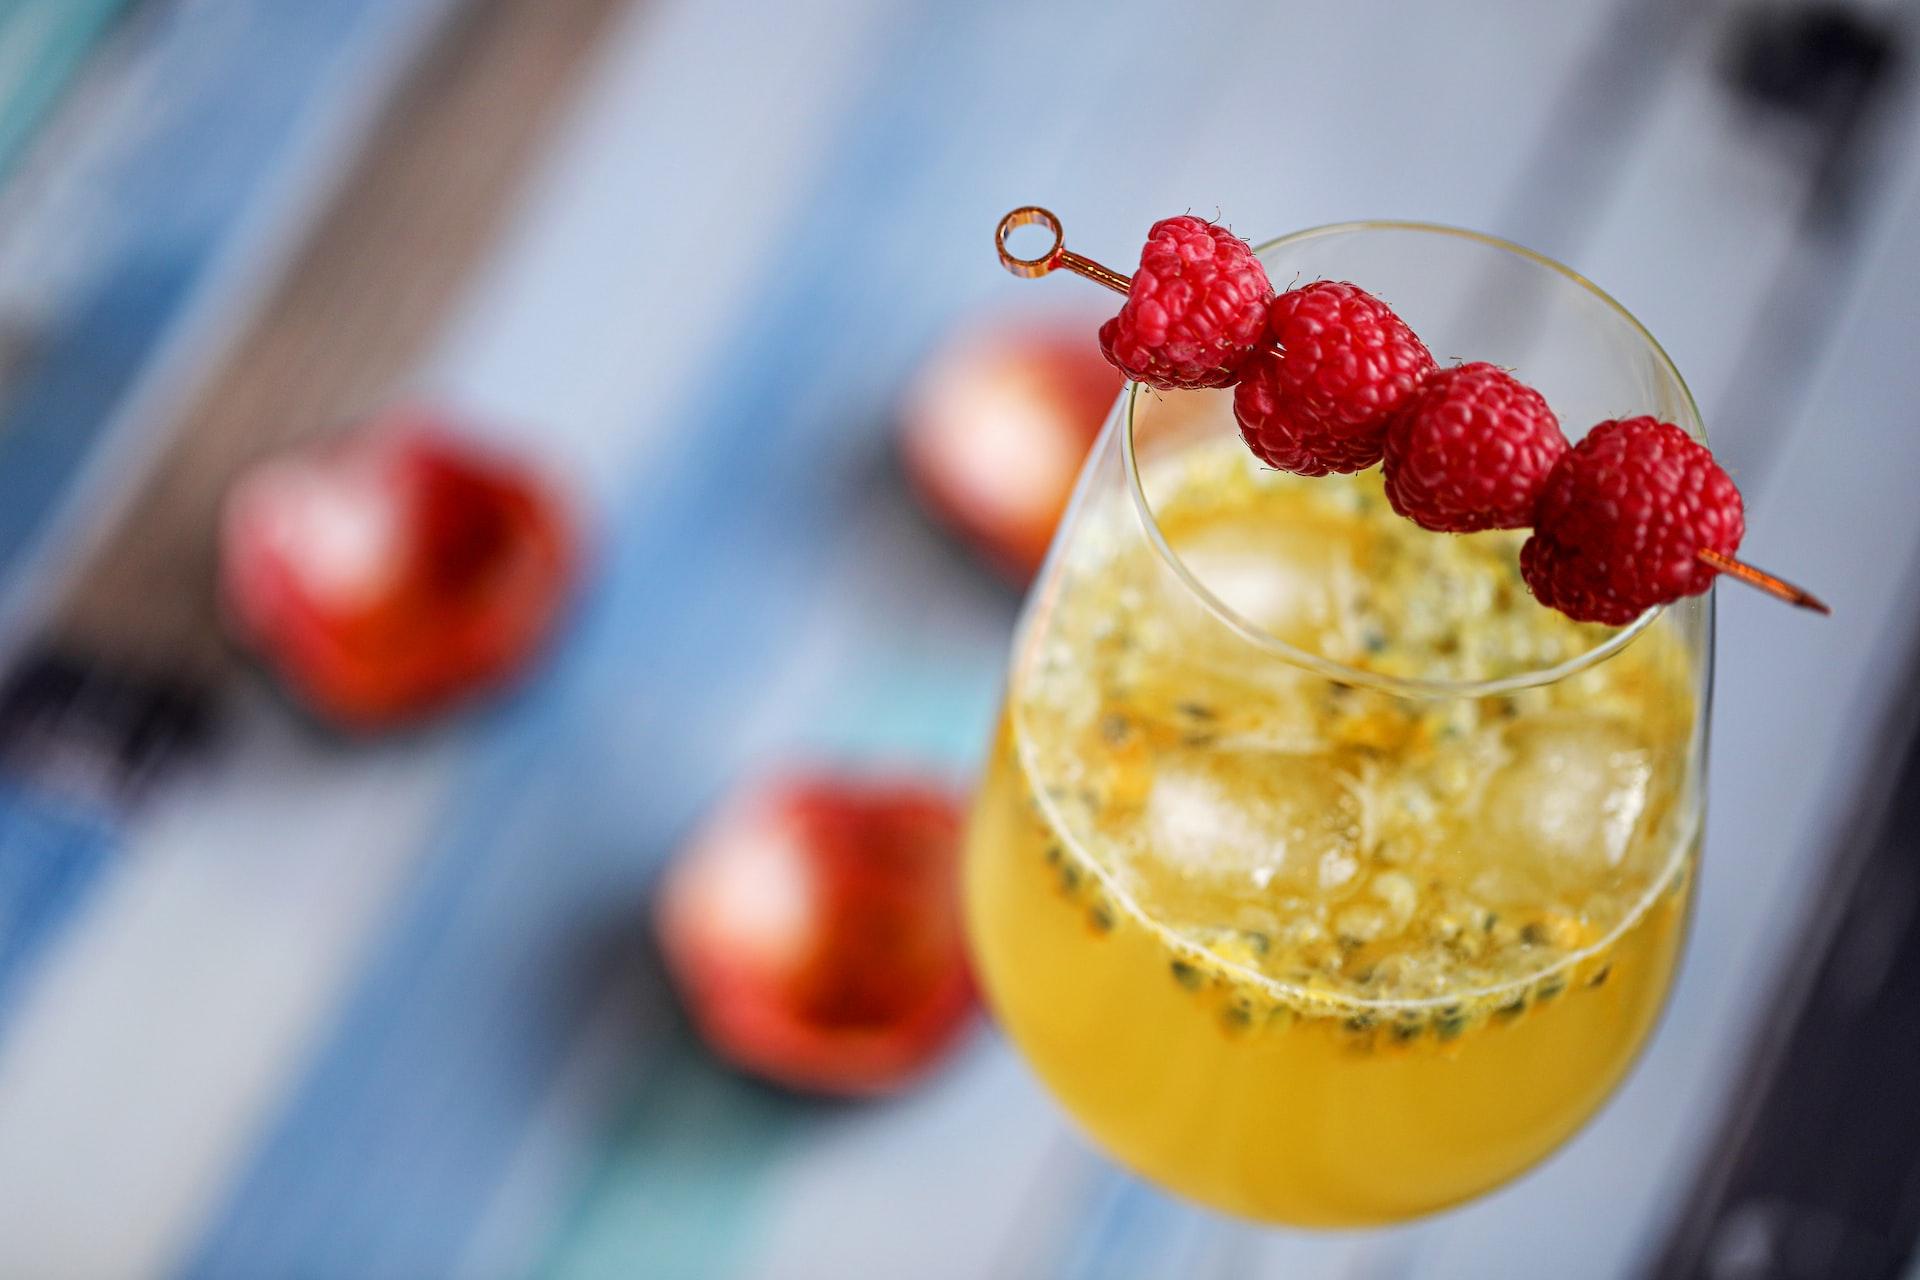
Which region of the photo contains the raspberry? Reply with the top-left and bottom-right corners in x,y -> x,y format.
1232,356 -> 1388,476
1233,282 -> 1435,475
1097,216 -> 1273,390
1382,362 -> 1567,533
1520,417 -> 1744,625
1274,284 -> 1435,421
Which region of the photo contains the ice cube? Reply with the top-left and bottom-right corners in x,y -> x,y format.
1124,745 -> 1362,917
1167,518 -> 1355,642
1478,712 -> 1654,890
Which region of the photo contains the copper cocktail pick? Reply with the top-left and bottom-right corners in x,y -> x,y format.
995,205 -> 1830,617
1694,549 -> 1829,614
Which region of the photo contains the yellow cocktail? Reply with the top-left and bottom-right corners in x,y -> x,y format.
966,429 -> 1703,1221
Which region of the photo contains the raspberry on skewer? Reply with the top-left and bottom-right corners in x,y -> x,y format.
998,207 -> 1274,392
1092,215 -> 1274,390
1522,416 -> 1828,620
1235,282 -> 1435,476
993,206 -> 1827,621
1382,362 -> 1566,533
1521,416 -> 1768,624
1232,371 -> 1383,477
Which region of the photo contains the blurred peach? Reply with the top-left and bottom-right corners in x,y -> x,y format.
902,315 -> 1120,582
655,773 -> 975,1097
219,409 -> 577,730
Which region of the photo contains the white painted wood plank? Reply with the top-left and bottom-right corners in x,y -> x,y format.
1570,8 -> 1863,456
417,0 -> 897,508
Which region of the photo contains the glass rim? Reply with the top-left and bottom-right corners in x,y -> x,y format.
1122,218 -> 1704,699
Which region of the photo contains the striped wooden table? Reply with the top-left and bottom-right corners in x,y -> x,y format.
0,1 -> 1916,1275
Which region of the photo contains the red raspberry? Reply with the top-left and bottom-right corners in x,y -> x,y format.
1097,216 -> 1273,390
1520,417 -> 1744,625
1382,362 -> 1567,532
1233,282 -> 1436,474
1232,357 -> 1387,476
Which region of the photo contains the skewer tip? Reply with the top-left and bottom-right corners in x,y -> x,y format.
1696,547 -> 1829,615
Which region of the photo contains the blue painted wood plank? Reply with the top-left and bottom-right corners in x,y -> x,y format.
0,0 -> 132,182
0,780 -> 118,1036
0,0 -> 445,585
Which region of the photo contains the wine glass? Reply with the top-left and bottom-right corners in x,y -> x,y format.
964,222 -> 1711,1225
